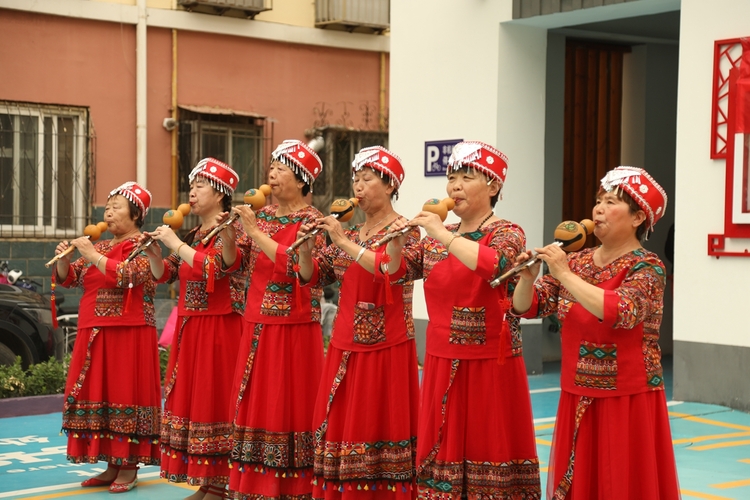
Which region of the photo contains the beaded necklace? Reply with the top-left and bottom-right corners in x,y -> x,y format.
456,210 -> 494,235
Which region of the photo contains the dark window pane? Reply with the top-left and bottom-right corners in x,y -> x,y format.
57,117 -> 75,230
0,114 -> 13,224
43,117 -> 52,225
19,116 -> 38,225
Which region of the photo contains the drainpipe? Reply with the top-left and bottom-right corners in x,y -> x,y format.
379,52 -> 386,131
136,0 -> 147,185
171,29 -> 178,209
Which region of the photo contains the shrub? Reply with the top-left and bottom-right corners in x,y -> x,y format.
0,355 -> 70,399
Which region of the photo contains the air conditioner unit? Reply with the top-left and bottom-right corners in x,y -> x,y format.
315,0 -> 389,33
178,0 -> 272,18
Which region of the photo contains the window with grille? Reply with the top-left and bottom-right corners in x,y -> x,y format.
178,106 -> 269,202
0,102 -> 91,238
311,126 -> 388,221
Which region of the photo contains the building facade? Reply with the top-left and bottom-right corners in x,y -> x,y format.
0,0 -> 389,298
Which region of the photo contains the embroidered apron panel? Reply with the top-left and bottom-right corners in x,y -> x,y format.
261,281 -> 293,317
449,306 -> 486,345
94,288 -> 125,317
574,341 -> 618,390
183,280 -> 209,312
353,302 -> 386,345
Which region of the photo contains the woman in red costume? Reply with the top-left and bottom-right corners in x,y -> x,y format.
512,166 -> 680,500
145,158 -> 246,500
228,140 -> 326,500
296,146 -> 420,500
388,141 -> 541,499
55,182 -> 161,493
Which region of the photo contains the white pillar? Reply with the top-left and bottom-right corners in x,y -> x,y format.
136,0 -> 147,185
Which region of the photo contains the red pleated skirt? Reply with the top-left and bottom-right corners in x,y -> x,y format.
228,320 -> 324,500
417,354 -> 541,500
160,313 -> 243,485
547,390 -> 681,500
63,325 -> 161,466
311,341 -> 420,500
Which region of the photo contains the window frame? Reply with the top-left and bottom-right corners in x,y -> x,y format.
0,102 -> 89,239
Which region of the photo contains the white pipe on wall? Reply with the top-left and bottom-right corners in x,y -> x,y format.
136,0 -> 147,185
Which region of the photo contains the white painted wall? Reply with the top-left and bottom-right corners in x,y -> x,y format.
674,0 -> 750,347
390,1 -> 548,320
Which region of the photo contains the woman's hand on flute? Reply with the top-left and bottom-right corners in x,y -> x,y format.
147,226 -> 182,252
384,216 -> 411,251
296,222 -> 318,255
70,235 -> 97,263
316,215 -> 346,247
513,250 -> 542,283
409,211 -> 450,240
233,205 -> 259,239
215,211 -> 236,244
533,243 -> 571,282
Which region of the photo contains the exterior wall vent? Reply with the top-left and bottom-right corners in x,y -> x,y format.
315,0 -> 389,34
178,0 -> 272,19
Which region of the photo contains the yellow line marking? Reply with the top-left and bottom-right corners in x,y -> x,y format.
692,439 -> 750,451
669,412 -> 750,432
680,489 -> 735,499
536,438 -> 552,446
534,423 -> 555,431
673,431 -> 750,445
711,478 -> 750,489
20,479 -> 167,500
740,458 -> 750,464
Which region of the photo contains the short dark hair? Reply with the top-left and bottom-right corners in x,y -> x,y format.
293,171 -> 311,197
125,199 -> 145,228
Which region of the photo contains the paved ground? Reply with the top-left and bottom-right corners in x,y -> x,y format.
1,360 -> 749,499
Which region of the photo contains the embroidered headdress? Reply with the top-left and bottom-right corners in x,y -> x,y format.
600,166 -> 668,236
109,181 -> 152,216
189,157 -> 239,196
448,141 -> 509,194
351,146 -> 405,189
271,140 -> 323,188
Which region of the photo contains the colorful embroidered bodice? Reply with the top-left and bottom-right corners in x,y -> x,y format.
523,247 -> 667,396
60,237 -> 156,328
238,204 -> 324,325
312,223 -> 422,352
159,221 -> 247,316
414,220 -> 526,360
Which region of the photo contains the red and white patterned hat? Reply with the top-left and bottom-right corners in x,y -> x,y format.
271,140 -> 323,186
600,166 -> 668,233
189,157 -> 239,196
109,181 -> 152,216
448,141 -> 509,191
351,146 -> 405,189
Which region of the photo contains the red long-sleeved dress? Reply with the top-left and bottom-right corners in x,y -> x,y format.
229,205 -> 326,500
60,237 -> 161,467
517,247 -> 680,500
413,221 -> 541,500
304,224 -> 422,500
159,221 -> 247,486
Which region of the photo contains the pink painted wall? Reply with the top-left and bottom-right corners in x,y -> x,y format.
1,10 -> 388,208
0,10 -> 137,205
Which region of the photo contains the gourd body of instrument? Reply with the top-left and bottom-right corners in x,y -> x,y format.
201,185 -> 271,244
124,203 -> 191,263
489,219 -> 594,287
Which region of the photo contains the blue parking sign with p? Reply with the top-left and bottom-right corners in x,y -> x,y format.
425,139 -> 462,177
